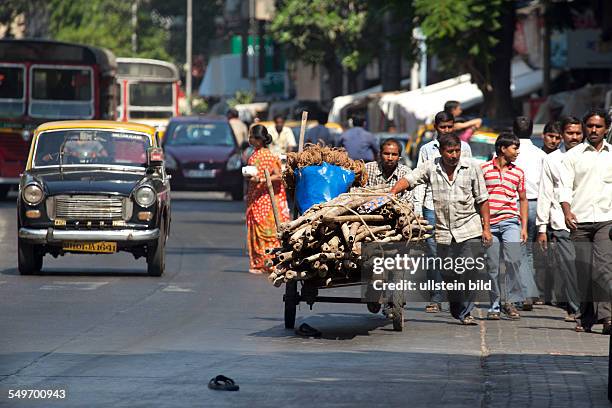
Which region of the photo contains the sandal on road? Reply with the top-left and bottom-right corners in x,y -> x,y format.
460,315 -> 478,325
502,303 -> 521,320
295,323 -> 322,337
487,311 -> 501,320
425,303 -> 440,313
208,375 -> 239,391
564,313 -> 576,322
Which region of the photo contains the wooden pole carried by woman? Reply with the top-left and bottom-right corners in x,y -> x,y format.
264,169 -> 281,231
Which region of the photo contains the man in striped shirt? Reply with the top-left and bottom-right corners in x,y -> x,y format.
481,132 -> 528,320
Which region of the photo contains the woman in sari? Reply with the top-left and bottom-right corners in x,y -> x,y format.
246,125 -> 290,274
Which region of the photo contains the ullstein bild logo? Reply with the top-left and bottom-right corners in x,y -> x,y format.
360,242 -> 496,302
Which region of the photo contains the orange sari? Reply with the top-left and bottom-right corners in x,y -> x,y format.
246,148 -> 290,272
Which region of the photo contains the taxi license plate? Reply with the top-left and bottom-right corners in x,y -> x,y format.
63,241 -> 117,253
185,169 -> 216,178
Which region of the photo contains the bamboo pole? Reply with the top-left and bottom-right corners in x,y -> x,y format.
298,110 -> 309,153
264,169 -> 281,232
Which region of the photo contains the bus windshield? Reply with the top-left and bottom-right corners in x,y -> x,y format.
130,82 -> 173,107
33,130 -> 151,168
128,82 -> 173,119
30,66 -> 93,119
0,64 -> 25,117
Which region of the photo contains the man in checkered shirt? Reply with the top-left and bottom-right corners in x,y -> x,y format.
391,133 -> 492,325
365,138 -> 413,203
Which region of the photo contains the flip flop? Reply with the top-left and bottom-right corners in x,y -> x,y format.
295,323 -> 322,337
208,375 -> 239,391
425,303 -> 440,313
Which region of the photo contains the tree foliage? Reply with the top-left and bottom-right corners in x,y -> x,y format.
270,0 -> 414,95
148,0 -> 222,65
415,0 -> 503,87
414,0 -> 515,119
0,0 -> 49,37
270,0 -> 369,71
48,0 -> 170,60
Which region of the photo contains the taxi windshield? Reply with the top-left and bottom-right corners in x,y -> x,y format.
33,130 -> 151,168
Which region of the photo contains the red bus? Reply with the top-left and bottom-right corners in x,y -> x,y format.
0,39 -> 117,198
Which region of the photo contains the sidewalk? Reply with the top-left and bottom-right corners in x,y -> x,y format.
473,304 -> 609,407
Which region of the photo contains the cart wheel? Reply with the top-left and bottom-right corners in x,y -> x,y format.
367,302 -> 381,314
284,281 -> 298,329
392,307 -> 404,332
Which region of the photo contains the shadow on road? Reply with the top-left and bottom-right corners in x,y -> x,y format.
0,267 -> 150,277
248,312 -> 391,340
166,246 -> 247,257
222,269 -> 249,274
175,219 -> 245,226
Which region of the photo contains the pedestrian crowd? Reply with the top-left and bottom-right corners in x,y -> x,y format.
237,105 -> 612,334
387,106 -> 612,331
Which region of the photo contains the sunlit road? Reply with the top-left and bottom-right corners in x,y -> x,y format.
0,192 -> 608,407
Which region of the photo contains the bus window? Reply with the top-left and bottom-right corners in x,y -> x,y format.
0,64 -> 25,117
30,66 -> 94,119
128,82 -> 173,119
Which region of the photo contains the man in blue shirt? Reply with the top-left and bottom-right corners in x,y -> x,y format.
305,111 -> 332,146
339,116 -> 379,161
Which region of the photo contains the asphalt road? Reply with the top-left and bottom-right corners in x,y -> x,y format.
0,191 -> 609,408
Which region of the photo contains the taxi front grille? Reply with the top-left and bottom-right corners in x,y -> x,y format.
52,195 -> 126,220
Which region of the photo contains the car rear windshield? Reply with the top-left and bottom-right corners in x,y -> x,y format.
164,123 -> 235,147
33,130 -> 151,168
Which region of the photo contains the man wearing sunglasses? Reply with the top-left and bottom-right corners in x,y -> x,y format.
413,111 -> 473,314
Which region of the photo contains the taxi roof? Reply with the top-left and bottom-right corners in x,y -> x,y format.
35,120 -> 156,135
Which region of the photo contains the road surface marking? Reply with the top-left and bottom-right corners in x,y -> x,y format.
40,281 -> 109,291
162,285 -> 194,293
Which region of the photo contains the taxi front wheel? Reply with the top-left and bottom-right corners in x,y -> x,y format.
18,239 -> 43,275
147,221 -> 166,277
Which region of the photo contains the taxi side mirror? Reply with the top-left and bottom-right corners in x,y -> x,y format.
147,147 -> 164,167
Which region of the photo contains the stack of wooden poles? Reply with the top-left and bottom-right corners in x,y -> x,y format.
266,186 -> 433,287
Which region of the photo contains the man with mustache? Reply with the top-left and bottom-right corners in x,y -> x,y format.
535,116 -> 584,323
391,133 -> 491,325
414,111 -> 472,313
560,109 -> 612,334
365,138 -> 412,202
480,132 -> 528,320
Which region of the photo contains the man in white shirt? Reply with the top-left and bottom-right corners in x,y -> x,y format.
560,109 -> 612,334
535,116 -> 584,320
227,108 -> 248,147
267,115 -> 297,157
513,116 -> 545,309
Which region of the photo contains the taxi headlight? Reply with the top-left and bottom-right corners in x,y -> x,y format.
134,186 -> 156,208
23,184 -> 44,205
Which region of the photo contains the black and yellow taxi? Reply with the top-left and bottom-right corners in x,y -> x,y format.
17,120 -> 171,276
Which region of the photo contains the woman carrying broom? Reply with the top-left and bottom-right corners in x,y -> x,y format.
245,125 -> 290,274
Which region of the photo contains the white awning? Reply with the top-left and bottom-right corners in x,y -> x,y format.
378,58 -> 553,134
328,78 -> 410,124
